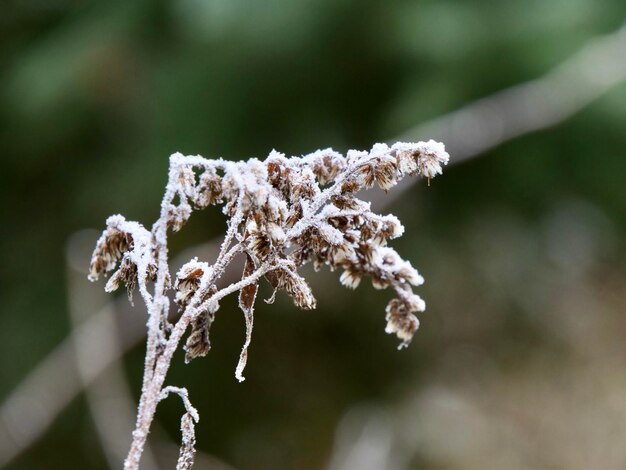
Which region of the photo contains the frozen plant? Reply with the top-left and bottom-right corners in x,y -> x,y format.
89,140 -> 449,469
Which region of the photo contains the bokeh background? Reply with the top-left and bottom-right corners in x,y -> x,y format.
1,1 -> 626,469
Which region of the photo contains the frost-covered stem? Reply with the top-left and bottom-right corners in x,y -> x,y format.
140,156 -> 185,387
125,311 -> 192,470
156,386 -> 199,470
217,192 -> 245,261
126,159 -> 191,470
306,151 -> 378,213
286,151 -> 381,240
137,224 -> 167,402
210,243 -> 244,289
197,261 -> 288,312
209,196 -> 246,284
132,180 -> 179,456
159,386 -> 199,422
90,141 -> 449,470
176,413 -> 197,470
124,258 -> 284,469
130,229 -> 168,469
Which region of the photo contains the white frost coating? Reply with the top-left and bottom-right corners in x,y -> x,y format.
317,222 -> 345,246
385,315 -> 420,343
410,294 -> 426,312
340,270 -> 362,289
234,307 -> 254,383
375,247 -> 424,287
383,214 -> 405,239
159,386 -> 199,423
235,255 -> 258,383
175,258 -> 209,279
159,386 -> 199,470
392,140 -> 450,179
267,222 -> 286,244
89,139 -> 449,470
177,413 -> 197,470
397,140 -> 450,180
89,215 -> 156,305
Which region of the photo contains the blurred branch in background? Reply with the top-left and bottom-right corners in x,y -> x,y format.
380,20 -> 626,208
0,235 -> 230,468
0,248 -> 145,467
398,22 -> 626,159
1,20 -> 625,469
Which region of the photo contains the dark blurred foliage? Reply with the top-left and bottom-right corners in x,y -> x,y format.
1,0 -> 625,468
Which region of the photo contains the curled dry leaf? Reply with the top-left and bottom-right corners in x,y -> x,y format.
184,312 -> 213,364
235,254 -> 259,382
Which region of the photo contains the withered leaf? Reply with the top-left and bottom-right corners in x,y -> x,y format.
238,254 -> 258,314
235,254 -> 259,382
184,312 -> 213,363
264,270 -> 279,289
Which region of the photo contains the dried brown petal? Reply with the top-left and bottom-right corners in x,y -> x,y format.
359,163 -> 376,189
331,195 -> 360,210
167,203 -> 192,232
290,168 -> 318,200
340,177 -> 360,194
248,230 -> 271,260
285,202 -> 303,228
395,149 -> 419,176
339,269 -> 361,289
284,270 -> 316,310
178,166 -> 197,198
374,158 -> 398,191
89,228 -> 133,281
266,154 -> 291,198
105,257 -> 138,301
385,299 -> 419,346
184,311 -> 213,363
311,150 -> 346,185
194,170 -> 223,208
175,263 -> 205,309
371,271 -> 390,290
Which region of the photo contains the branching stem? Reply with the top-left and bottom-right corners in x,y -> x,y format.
89,141 -> 448,469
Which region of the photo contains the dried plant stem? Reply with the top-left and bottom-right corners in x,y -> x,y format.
88,142 -> 449,469
125,244 -> 285,469
125,315 -> 191,470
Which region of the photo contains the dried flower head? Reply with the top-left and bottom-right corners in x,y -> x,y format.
89,139 -> 449,470
92,141 -> 449,352
89,215 -> 158,303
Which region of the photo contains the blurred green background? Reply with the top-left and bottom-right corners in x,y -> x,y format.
1,0 -> 626,468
